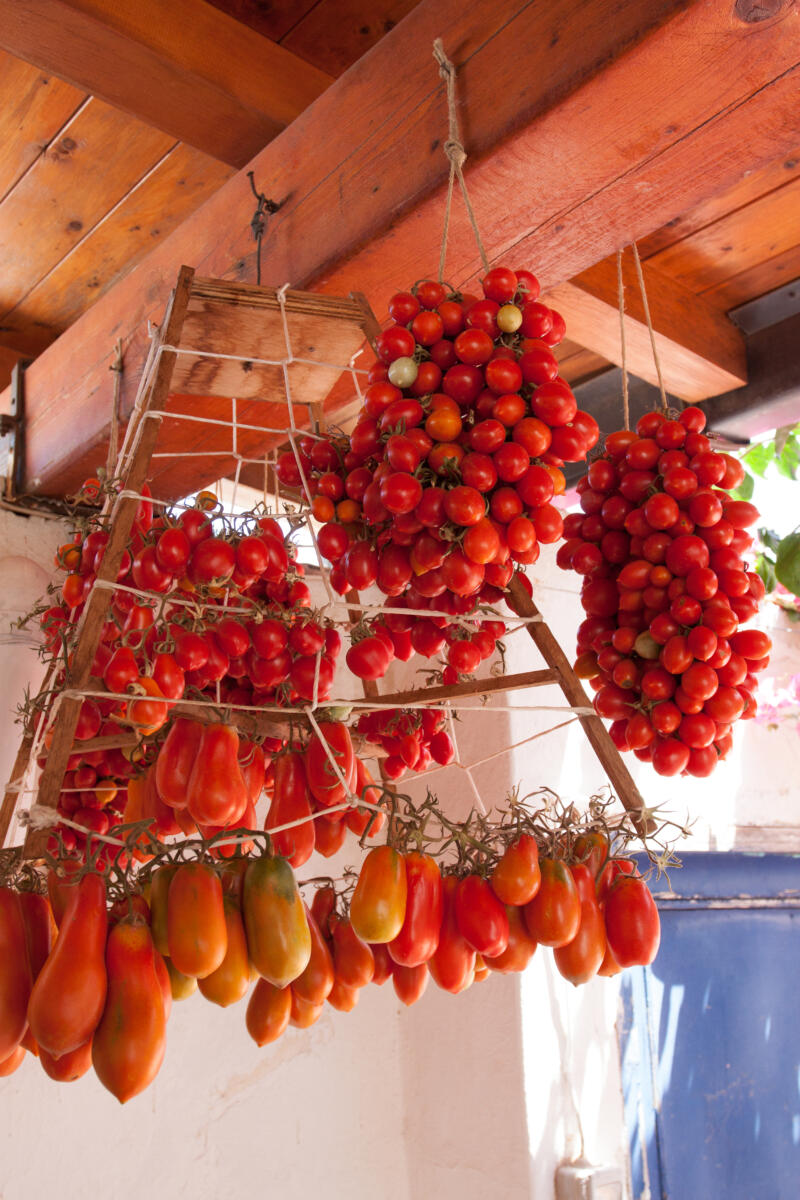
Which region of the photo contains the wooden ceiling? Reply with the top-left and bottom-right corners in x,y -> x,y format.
0,0 -> 798,496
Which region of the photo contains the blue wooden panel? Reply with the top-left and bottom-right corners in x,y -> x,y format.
620,853 -> 800,1200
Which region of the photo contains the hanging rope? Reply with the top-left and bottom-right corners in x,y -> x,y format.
616,250 -> 630,431
105,339 -> 123,479
432,38 -> 490,282
631,240 -> 669,414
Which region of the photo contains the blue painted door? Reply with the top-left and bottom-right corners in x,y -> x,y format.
620,852 -> 800,1200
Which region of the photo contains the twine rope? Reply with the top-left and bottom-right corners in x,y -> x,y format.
106,339 -> 123,479
432,38 -> 490,281
631,240 -> 668,414
616,250 -> 630,431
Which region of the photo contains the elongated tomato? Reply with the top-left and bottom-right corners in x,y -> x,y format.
350,846 -> 407,944
149,864 -> 176,957
0,887 -> 31,1061
18,891 -> 57,980
28,873 -> 107,1057
155,718 -> 203,809
523,858 -> 580,948
429,877 -> 475,995
484,905 -> 538,974
186,724 -> 248,826
392,962 -> 428,1006
243,856 -> 311,987
266,752 -> 315,868
304,722 -> 355,808
198,896 -> 251,1007
167,863 -> 227,979
92,918 -> 166,1103
246,979 -> 291,1046
39,1038 -> 93,1083
388,852 -> 442,967
332,916 -> 374,988
293,907 -> 335,1005
0,1044 -> 26,1076
455,875 -> 509,958
289,988 -> 324,1029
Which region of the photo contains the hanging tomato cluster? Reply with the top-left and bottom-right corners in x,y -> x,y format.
558,406 -> 771,777
275,267 -> 599,679
353,707 -> 455,780
0,787 -> 664,1097
36,492 -> 400,861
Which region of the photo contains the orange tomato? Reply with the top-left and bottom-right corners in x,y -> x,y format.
0,1044 -> 26,1077
245,979 -> 291,1046
0,887 -> 31,1061
523,859 -> 581,948
392,962 -> 428,1006
543,463 -> 566,495
326,978 -> 359,1012
28,873 -> 107,1057
243,856 -> 311,987
289,988 -> 324,1029
149,864 -> 176,956
198,896 -> 251,1007
336,498 -> 361,523
126,676 -> 169,735
92,917 -> 166,1103
39,1038 -> 92,1083
165,958 -> 198,1001
167,863 -> 227,979
293,907 -> 335,1005
485,905 -> 538,974
311,494 -> 335,522
350,846 -> 407,944
331,916 -> 374,988
553,895 -> 606,986
490,834 -> 541,906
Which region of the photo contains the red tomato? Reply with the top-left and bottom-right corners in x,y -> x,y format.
429,877 -> 476,994
454,875 -> 509,957
387,853 -> 443,967
523,859 -> 580,947
604,876 -> 661,966
490,835 -> 541,905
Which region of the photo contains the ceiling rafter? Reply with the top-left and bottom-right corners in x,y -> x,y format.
0,0 -> 333,168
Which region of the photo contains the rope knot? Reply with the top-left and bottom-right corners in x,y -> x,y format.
443,139 -> 467,169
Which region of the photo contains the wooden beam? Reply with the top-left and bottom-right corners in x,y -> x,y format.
4,0 -> 799,496
0,0 -> 333,168
545,254 -> 748,402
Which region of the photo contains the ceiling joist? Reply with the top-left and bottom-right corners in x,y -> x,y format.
2,0 -> 798,496
0,0 -> 333,167
545,256 -> 748,402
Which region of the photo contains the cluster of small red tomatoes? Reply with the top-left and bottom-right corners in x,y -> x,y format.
274,266 -> 600,681
0,826 -> 658,1100
560,406 -> 771,777
42,496 -> 395,857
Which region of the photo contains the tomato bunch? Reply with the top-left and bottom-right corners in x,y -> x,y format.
278,267 -> 598,677
558,407 -> 770,776
354,706 -> 455,780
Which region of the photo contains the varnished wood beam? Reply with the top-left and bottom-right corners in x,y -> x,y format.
546,254 -> 748,402
4,0 -> 799,496
0,0 -> 333,168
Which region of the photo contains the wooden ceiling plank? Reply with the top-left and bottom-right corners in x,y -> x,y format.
204,0 -> 319,44
281,0 -> 421,78
545,256 -> 748,401
703,244 -> 800,311
5,0 -> 800,495
0,145 -> 235,355
0,0 -> 333,168
647,175 -> 800,295
0,97 -> 176,317
637,146 -> 800,260
0,50 -> 86,201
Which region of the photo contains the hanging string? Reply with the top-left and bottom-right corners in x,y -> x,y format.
432,39 -> 490,282
105,339 -> 123,479
631,240 -> 669,414
616,250 -> 630,431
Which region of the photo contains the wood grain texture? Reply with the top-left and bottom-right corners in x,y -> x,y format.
703,244 -> 800,310
554,340 -> 611,386
0,144 -> 234,355
546,255 -> 748,401
637,145 -> 800,259
648,176 -> 800,295
0,97 -> 175,316
0,50 -> 85,201
0,0 -> 333,167
281,0 -> 421,77
7,0 -> 800,495
204,0 -> 318,43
